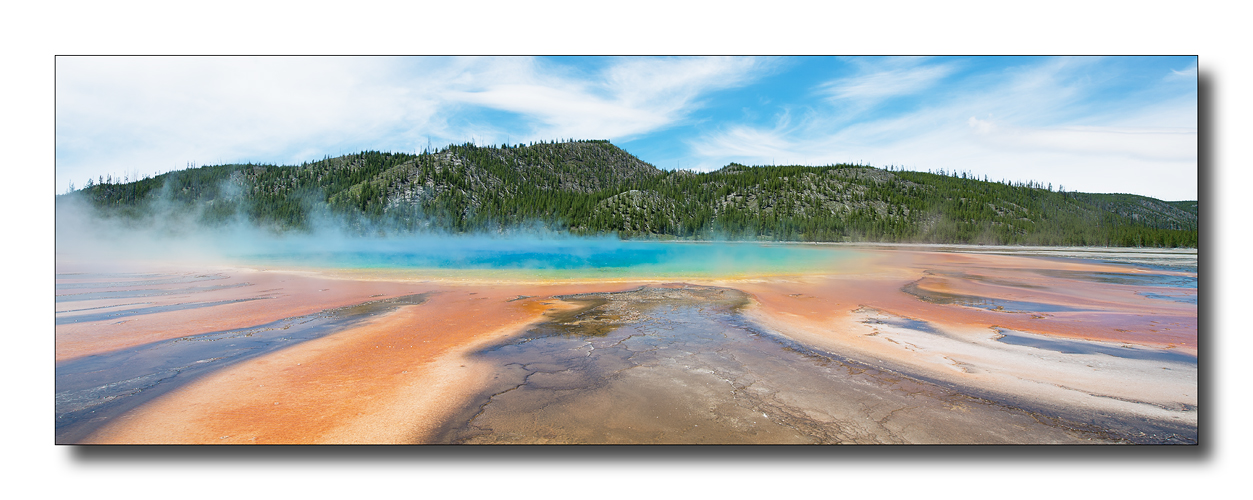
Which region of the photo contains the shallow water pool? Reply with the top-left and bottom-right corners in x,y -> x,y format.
238,239 -> 865,278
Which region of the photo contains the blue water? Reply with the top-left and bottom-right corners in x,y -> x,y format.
236,238 -> 860,277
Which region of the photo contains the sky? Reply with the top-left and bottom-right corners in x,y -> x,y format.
56,55 -> 1198,200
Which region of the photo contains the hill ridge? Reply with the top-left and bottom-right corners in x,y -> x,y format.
59,140 -> 1198,247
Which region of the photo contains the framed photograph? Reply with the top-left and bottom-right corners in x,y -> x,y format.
55,56 -> 1198,445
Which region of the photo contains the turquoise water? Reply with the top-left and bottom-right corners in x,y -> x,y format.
236,238 -> 861,278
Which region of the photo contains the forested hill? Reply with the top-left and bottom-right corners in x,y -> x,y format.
60,140 -> 1198,247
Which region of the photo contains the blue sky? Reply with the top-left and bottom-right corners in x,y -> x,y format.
56,55 -> 1197,200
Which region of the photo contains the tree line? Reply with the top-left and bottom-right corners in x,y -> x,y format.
61,141 -> 1198,248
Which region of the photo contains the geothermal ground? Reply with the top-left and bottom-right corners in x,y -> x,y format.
54,245 -> 1197,444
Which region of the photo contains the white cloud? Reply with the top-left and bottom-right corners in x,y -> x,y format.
966,118 -> 1196,162
56,56 -> 448,188
55,56 -> 772,191
603,56 -> 767,113
442,56 -> 769,141
686,58 -> 1198,200
446,83 -> 670,139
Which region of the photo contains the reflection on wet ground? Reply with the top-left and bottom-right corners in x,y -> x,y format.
55,298 -> 270,325
919,269 -> 1046,289
1033,269 -> 1197,289
837,307 -> 1196,443
861,313 -> 946,336
938,246 -> 1197,273
904,263 -> 1199,313
54,273 -> 264,325
56,282 -> 253,302
992,328 -> 1197,365
54,293 -> 428,444
902,279 -> 1085,313
54,273 -> 230,290
1137,290 -> 1198,304
433,286 -> 1126,444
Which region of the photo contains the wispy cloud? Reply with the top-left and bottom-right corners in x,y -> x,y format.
692,123 -> 797,161
1168,66 -> 1199,82
819,57 -> 957,108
